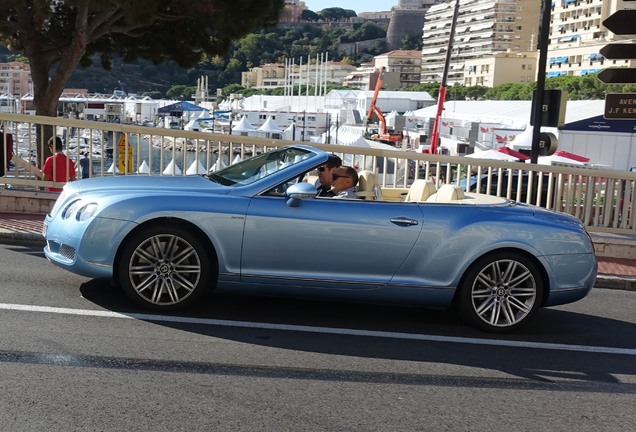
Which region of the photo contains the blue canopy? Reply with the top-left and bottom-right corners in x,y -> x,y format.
158,101 -> 205,116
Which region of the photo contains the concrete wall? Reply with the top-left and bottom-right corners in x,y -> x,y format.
0,189 -> 56,214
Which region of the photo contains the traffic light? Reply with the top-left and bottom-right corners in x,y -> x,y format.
530,90 -> 567,128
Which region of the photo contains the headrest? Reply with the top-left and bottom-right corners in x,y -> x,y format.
405,179 -> 436,202
426,184 -> 466,202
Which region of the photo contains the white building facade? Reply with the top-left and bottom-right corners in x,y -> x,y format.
420,0 -> 541,84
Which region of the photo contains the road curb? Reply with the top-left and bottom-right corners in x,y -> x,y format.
594,275 -> 636,292
0,231 -> 46,247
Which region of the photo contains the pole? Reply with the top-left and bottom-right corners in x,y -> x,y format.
429,0 -> 460,155
530,0 -> 552,164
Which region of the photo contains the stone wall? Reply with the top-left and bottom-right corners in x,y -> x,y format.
0,189 -> 56,214
387,9 -> 427,51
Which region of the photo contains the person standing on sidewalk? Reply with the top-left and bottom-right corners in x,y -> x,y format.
79,152 -> 92,179
39,136 -> 76,191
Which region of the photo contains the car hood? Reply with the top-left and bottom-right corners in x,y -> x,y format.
69,175 -> 229,196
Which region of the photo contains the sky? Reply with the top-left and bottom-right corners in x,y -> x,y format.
302,0 -> 396,14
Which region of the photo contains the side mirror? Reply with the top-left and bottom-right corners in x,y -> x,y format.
286,182 -> 317,207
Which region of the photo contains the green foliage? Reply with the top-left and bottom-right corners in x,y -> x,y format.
401,34 -> 423,51
339,22 -> 387,43
301,10 -> 321,22
0,0 -> 285,115
166,85 -> 197,100
319,8 -> 358,21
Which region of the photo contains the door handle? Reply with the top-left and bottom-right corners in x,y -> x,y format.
390,217 -> 418,226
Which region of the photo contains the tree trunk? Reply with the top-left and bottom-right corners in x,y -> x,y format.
26,32 -> 88,166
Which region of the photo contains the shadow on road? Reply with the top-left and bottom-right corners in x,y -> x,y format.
77,278 -> 636,392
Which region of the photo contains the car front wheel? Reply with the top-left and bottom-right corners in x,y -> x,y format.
117,224 -> 210,310
457,252 -> 543,332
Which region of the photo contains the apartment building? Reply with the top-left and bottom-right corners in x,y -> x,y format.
279,0 -> 309,24
0,61 -> 32,98
241,61 -> 355,90
464,51 -> 538,87
545,0 -> 635,78
420,0 -> 541,84
374,50 -> 423,88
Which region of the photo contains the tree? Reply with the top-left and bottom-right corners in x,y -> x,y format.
319,8 -> 357,21
0,0 -> 284,118
300,10 -> 321,22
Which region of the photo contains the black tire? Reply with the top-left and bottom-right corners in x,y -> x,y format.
116,224 -> 211,311
457,251 -> 544,332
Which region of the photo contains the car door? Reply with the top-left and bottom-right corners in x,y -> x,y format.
241,195 -> 424,291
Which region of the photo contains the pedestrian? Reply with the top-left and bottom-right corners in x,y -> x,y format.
40,136 -> 76,191
79,152 -> 91,179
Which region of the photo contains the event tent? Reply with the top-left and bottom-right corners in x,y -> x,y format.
157,101 -> 205,117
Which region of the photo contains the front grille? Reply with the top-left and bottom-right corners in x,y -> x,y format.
59,244 -> 76,261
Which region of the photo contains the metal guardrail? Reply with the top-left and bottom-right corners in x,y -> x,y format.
2,113 -> 636,234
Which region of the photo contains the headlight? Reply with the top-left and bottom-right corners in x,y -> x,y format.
77,203 -> 98,221
62,200 -> 82,220
61,200 -> 98,222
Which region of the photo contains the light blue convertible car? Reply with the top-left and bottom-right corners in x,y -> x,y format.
43,145 -> 597,332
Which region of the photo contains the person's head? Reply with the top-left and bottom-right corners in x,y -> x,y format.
317,154 -> 342,187
48,136 -> 63,152
331,166 -> 358,193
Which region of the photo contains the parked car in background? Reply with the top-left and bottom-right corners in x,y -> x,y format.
43,145 -> 597,332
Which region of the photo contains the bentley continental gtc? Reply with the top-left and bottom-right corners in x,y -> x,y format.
43,145 -> 597,332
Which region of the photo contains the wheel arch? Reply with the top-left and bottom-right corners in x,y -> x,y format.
113,216 -> 219,286
452,247 -> 550,307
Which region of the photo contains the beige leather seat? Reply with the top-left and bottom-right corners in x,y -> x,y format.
404,179 -> 437,202
356,170 -> 383,200
426,184 -> 466,202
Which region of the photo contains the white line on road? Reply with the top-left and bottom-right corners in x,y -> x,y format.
2,302 -> 635,356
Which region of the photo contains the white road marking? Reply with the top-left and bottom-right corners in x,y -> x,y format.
2,302 -> 635,356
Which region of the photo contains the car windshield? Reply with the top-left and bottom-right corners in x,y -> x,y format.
207,147 -> 314,186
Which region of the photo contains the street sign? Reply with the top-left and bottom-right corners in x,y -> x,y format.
604,93 -> 636,119
600,43 -> 636,60
597,68 -> 636,84
603,9 -> 636,35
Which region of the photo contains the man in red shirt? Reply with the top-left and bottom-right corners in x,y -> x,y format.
42,136 -> 76,192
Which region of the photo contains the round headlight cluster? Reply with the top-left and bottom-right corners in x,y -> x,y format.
77,203 -> 98,221
62,200 -> 98,221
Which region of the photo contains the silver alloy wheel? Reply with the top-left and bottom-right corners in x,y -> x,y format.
470,258 -> 538,328
128,233 -> 202,306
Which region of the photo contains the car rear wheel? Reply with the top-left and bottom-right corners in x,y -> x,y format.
117,224 -> 210,310
457,252 -> 543,332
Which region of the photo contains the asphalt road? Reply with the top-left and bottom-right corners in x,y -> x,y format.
1,243 -> 634,432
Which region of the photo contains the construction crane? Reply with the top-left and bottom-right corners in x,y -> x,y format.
364,67 -> 403,145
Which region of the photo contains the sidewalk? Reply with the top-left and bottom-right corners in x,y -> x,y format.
1,212 -> 635,290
